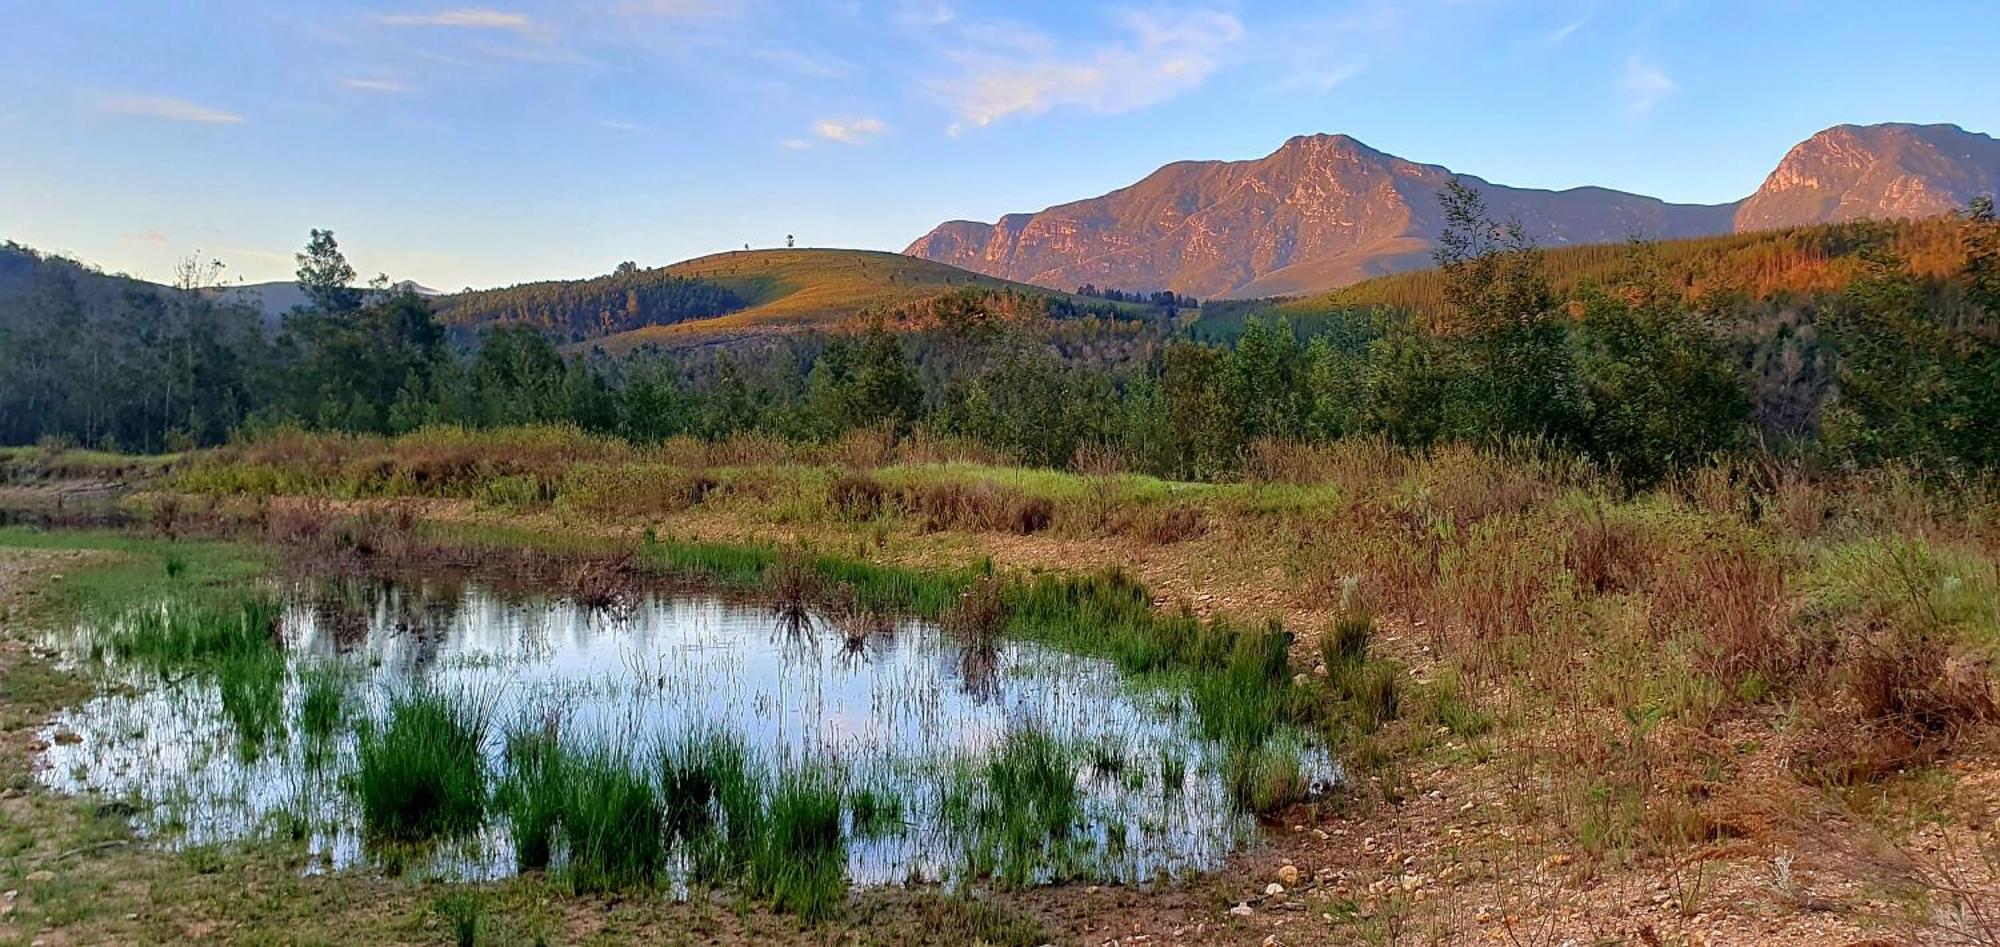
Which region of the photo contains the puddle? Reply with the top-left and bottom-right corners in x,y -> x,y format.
38,577 -> 1336,886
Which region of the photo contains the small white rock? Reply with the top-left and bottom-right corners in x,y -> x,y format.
1265,882 -> 1286,896
1229,902 -> 1254,917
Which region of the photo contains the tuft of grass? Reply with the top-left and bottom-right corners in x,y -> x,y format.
433,892 -> 483,947
661,725 -> 763,885
216,649 -> 288,759
353,689 -> 489,841
559,748 -> 668,892
296,662 -> 350,743
848,784 -> 905,839
974,728 -> 1082,887
1226,736 -> 1308,815
495,724 -> 568,870
110,595 -> 282,670
753,763 -> 847,922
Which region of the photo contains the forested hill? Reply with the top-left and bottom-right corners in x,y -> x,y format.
1194,216 -> 1977,340
532,249 -> 1144,354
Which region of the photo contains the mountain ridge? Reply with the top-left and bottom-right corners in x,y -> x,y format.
907,123 -> 2000,299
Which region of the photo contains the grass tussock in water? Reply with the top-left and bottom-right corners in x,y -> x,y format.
109,595 -> 282,669
967,728 -> 1083,887
354,689 -> 490,842
559,746 -> 670,893
296,663 -> 350,743
752,764 -> 848,922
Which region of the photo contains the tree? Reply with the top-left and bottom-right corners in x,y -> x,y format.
294,229 -> 360,313
1964,195 -> 2000,314
1431,178 -> 1579,442
1821,225 -> 1999,471
1572,243 -> 1748,483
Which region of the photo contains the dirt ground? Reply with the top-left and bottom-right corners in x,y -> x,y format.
2,507 -> 1996,945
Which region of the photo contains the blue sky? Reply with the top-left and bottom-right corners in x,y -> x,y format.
2,0 -> 1995,289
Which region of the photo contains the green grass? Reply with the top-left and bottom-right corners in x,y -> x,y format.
559,747 -> 669,893
847,783 -> 904,840
107,595 -> 282,668
0,528 -> 269,617
495,725 -> 568,870
353,689 -> 490,842
971,728 -> 1082,887
1225,735 -> 1309,814
296,663 -> 350,743
752,763 -> 847,922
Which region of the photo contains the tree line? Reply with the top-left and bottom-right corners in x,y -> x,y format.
1,187 -> 1994,484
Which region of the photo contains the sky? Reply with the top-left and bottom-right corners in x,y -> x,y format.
2,0 -> 1996,290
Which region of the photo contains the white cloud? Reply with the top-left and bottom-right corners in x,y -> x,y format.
813,116 -> 885,144
1622,53 -> 1675,115
340,77 -> 410,93
92,94 -> 247,124
598,119 -> 645,131
1545,16 -> 1588,45
375,8 -> 534,33
780,138 -> 812,150
929,7 -> 1244,131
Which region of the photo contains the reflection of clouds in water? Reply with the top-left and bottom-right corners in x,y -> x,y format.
40,581 -> 1336,885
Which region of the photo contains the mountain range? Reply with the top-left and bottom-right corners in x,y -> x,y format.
905,122 -> 2000,299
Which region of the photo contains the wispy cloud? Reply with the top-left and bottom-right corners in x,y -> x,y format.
780,138 -> 812,150
121,229 -> 169,244
1622,53 -> 1675,115
813,116 -> 885,144
92,94 -> 247,124
930,7 -> 1244,133
598,119 -> 646,132
375,8 -> 534,34
340,77 -> 410,93
1545,16 -> 1588,46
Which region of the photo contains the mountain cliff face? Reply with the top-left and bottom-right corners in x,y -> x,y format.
909,124 -> 2000,299
1734,123 -> 2000,231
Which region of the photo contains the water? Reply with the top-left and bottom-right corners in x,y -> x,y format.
37,577 -> 1335,886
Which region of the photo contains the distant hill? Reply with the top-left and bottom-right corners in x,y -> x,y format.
908,123 -> 2000,300
2,242 -> 1136,354
220,279 -> 441,318
454,249 -> 1139,354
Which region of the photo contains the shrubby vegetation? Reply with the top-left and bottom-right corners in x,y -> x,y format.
3,185 -> 1996,483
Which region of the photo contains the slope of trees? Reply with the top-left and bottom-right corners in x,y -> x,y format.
434,265 -> 748,342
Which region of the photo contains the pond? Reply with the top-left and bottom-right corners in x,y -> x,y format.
36,575 -> 1336,891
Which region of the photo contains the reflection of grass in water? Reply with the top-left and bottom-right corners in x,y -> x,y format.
354,689 -> 489,842
848,783 -> 904,839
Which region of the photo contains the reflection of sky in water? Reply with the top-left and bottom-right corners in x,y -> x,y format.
39,580 -> 1337,886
